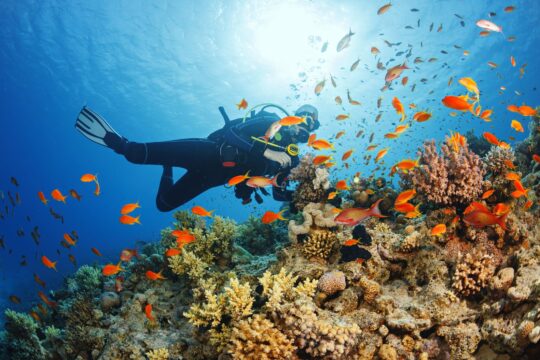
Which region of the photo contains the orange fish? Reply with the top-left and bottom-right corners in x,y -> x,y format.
146,270 -> 166,281
523,200 -> 533,211
342,149 -> 353,161
511,180 -> 529,198
51,189 -> 67,203
314,79 -> 326,96
430,224 -> 447,237
69,189 -> 82,201
261,209 -> 287,224
307,133 -> 317,147
366,145 -> 378,151
511,120 -> 524,132
102,262 -> 123,276
335,180 -> 349,191
518,105 -> 536,116
481,189 -> 495,199
236,98 -> 248,110
505,172 -> 521,181
335,114 -> 350,121
404,203 -> 422,218
395,159 -> 418,171
327,191 -> 338,200
38,291 -> 57,308
413,111 -> 432,122
442,96 -> 473,111
120,248 -> 139,262
325,162 -> 336,168
343,239 -> 359,246
119,214 -> 141,225
310,139 -> 334,150
80,173 -> 97,182
507,104 -> 520,113
401,76 -> 408,86
487,61 -> 498,68
33,273 -> 46,288
335,96 -> 343,105
458,77 -> 479,95
375,148 -> 389,163
392,97 -> 405,121
395,189 -> 416,205
38,191 -> 48,205
334,199 -> 386,226
165,248 -> 182,257
492,203 -> 511,216
483,132 -> 500,146
504,5 -> 516,12
41,256 -> 57,271
371,46 -> 380,55
510,56 -> 516,67
394,125 -> 408,134
63,233 -> 77,246
463,209 -> 508,230
278,115 -> 306,126
385,63 -> 409,83
377,2 -> 392,15
313,155 -> 332,165
246,176 -> 278,188
504,160 -> 516,169
172,230 -> 196,246
145,303 -> 156,323
91,247 -> 103,257
335,131 -> 346,139
533,154 -> 540,164
385,132 -> 399,139
394,202 -> 416,213
121,202 -> 141,215
94,180 -> 101,196
29,311 -> 41,323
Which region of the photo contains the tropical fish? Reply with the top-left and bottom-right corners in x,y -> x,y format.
314,80 -> 326,96
41,256 -> 57,271
482,189 -> 495,199
487,61 -> 498,68
102,262 -> 123,276
335,131 -> 346,139
347,90 -> 361,105
261,209 -> 287,224
9,295 -> 21,304
236,98 -> 248,110
80,173 -> 98,182
115,276 -> 124,292
145,303 -> 156,323
375,148 -> 389,163
119,214 -> 141,225
350,58 -> 360,71
33,273 -> 46,288
191,205 -> 213,217
392,97 -> 405,121
430,224 -> 447,237
394,202 -> 416,213
492,203 -> 511,216
343,239 -> 359,246
335,180 -> 349,191
335,96 -> 343,105
342,149 -> 353,161
38,291 -> 57,308
246,176 -> 278,188
401,76 -> 408,86
228,171 -> 250,187
63,233 -> 77,246
377,3 -> 392,15
51,189 -> 67,203
404,203 -> 422,218
458,77 -> 479,95
121,202 -> 141,215
334,199 -> 386,226
395,189 -> 416,205
385,63 -> 409,83
165,248 -> 181,257
279,116 -> 306,126
517,105 -> 536,116
308,134 -> 316,146
476,19 -> 503,32
394,159 -> 418,171
336,29 -> 354,52
510,55 -> 516,67
413,111 -> 432,122
68,254 -> 77,267
511,180 -> 529,198
442,96 -> 473,111
313,155 -> 332,166
385,133 -> 398,139
94,180 -> 101,196
463,209 -> 508,230
69,189 -> 82,201
483,132 -> 500,146
371,46 -> 380,55
327,191 -> 338,200
335,114 -> 350,121
504,6 -> 516,12
310,139 -> 334,150
146,270 -> 166,281
91,247 -> 103,257
37,191 -> 48,205
120,248 -> 139,262
511,120 -> 524,132
533,154 -> 540,164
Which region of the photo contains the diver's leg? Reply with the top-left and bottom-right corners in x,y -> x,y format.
155,169 -> 225,212
123,139 -> 221,169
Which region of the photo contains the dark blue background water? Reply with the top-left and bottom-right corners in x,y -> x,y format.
1,0 -> 539,322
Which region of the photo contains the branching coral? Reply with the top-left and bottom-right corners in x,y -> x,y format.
66,264 -> 102,295
236,215 -> 289,255
289,154 -> 331,210
2,309 -> 46,360
146,347 -> 170,360
301,229 -> 339,262
452,249 -> 496,297
402,140 -> 485,206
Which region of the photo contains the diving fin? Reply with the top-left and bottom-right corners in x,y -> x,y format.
75,106 -> 120,148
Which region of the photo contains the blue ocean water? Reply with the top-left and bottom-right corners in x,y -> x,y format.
0,0 -> 538,323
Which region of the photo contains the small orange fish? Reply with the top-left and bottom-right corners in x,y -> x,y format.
102,262 -> 123,276
80,173 -> 98,182
33,273 -> 46,288
310,139 -> 334,150
482,189 -> 495,199
483,132 -> 500,146
51,189 -> 67,203
327,191 -> 338,200
37,191 -> 48,205
343,239 -> 359,246
394,125 -> 408,134
395,159 -> 418,171
430,224 -> 447,237
9,295 -> 21,304
69,189 -> 82,201
442,96 -> 473,111
366,145 -> 378,151
115,276 -> 124,292
533,154 -> 540,164
145,303 -> 156,323
91,247 -> 103,257
510,56 -> 516,67
385,63 -> 409,83
487,61 -> 498,68
377,2 -> 392,15
335,114 -> 350,121
463,210 -> 508,230
371,46 -> 380,55
172,230 -> 196,246
342,149 -> 354,161
63,233 -> 77,246
385,132 -> 399,139
504,160 -> 516,169
308,133 -> 316,146
511,180 -> 529,198
392,97 -> 405,121
404,203 -> 422,218
523,200 -> 533,210
41,256 -> 57,271
335,96 -> 343,105
246,176 -> 278,188
492,203 -> 511,216
236,98 -> 248,110
395,189 -> 416,205
375,148 -> 389,163
278,115 -> 306,126
505,172 -> 521,181
261,209 -> 287,224
146,270 -> 166,281
335,180 -> 349,191
120,202 -> 141,215
165,248 -> 182,257
313,155 -> 332,165
227,171 -> 251,187
314,79 -> 326,96
119,214 -> 141,225
479,30 -> 490,37
511,119 -> 524,132
394,202 -> 416,213
507,104 -> 520,113
335,131 -> 346,139
38,291 -> 57,308
401,76 -> 408,86
94,180 -> 101,196
518,105 -> 536,116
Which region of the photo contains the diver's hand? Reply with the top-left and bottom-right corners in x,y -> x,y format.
263,149 -> 291,168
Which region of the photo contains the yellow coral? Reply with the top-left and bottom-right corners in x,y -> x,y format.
146,348 -> 169,360
301,229 -> 338,261
224,277 -> 254,320
452,250 -> 496,297
168,249 -> 208,281
260,268 -> 317,311
183,288 -> 226,327
360,276 -> 380,303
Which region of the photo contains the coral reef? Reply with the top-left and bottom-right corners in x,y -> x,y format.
402,139 -> 486,207
1,309 -> 46,360
288,153 -> 331,211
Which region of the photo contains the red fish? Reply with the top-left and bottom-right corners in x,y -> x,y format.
261,209 -> 286,224
146,270 -> 166,281
145,303 -> 156,323
102,262 -> 123,276
442,96 -> 473,111
41,256 -> 57,271
463,210 -> 508,230
334,199 -> 386,226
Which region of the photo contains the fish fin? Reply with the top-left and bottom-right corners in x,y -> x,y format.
369,199 -> 387,218
497,212 -> 508,231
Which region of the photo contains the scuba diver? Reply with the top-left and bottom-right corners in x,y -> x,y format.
75,103 -> 320,212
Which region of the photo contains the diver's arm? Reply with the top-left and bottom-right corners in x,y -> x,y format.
224,117 -> 276,156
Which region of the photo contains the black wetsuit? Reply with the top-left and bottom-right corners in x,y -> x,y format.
121,109 -> 298,212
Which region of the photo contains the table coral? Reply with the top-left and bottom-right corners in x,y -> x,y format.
402,139 -> 485,206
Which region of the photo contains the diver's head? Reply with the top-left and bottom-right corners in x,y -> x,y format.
291,104 -> 320,143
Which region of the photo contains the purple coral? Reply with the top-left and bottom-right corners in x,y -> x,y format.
402,140 -> 485,206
